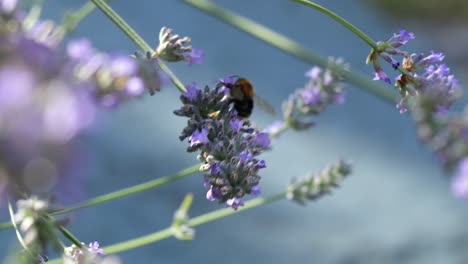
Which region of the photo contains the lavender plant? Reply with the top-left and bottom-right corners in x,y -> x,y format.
0,0 -> 465,263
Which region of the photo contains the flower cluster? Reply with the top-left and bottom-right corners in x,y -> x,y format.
66,39 -> 156,107
367,29 -> 459,114
174,79 -> 270,209
287,160 -> 351,205
267,59 -> 346,137
411,101 -> 468,198
154,27 -> 204,66
63,241 -> 113,264
0,0 -> 176,201
13,197 -> 62,258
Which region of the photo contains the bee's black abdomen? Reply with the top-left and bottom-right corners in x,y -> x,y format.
232,97 -> 254,118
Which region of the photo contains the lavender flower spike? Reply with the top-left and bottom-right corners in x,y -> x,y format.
174,78 -> 270,209
287,160 -> 352,205
155,27 -> 204,65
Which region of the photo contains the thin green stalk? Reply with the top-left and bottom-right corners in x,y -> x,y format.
7,201 -> 29,252
182,0 -> 395,104
61,1 -> 108,33
0,164 -> 200,231
90,0 -> 186,93
47,191 -> 286,263
292,0 -> 379,50
56,224 -> 82,248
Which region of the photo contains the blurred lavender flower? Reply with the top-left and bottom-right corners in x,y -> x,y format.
174,80 -> 269,209
452,158 -> 468,198
67,39 -> 162,106
155,27 -> 204,65
0,0 -> 17,15
287,160 -> 351,205
63,241 -> 117,264
13,197 -> 61,256
367,29 -> 460,114
0,2 -> 164,201
0,24 -> 96,199
274,58 -> 347,137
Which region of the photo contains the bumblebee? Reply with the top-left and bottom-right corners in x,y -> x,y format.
220,77 -> 275,118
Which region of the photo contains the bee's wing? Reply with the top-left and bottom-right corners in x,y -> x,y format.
254,94 -> 276,116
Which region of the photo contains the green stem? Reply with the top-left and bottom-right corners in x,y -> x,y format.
61,1 -> 106,33
0,164 -> 200,231
182,0 -> 395,104
90,0 -> 187,93
47,192 -> 286,263
7,200 -> 29,251
56,224 -> 83,248
292,0 -> 378,50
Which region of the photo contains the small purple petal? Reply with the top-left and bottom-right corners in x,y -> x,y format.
66,39 -> 94,61
252,132 -> 271,148
185,48 -> 204,66
226,197 -> 244,210
388,29 -> 415,48
256,160 -> 266,169
301,87 -> 322,106
239,151 -> 253,163
203,177 -> 211,188
125,77 -> 145,96
210,163 -> 221,175
305,66 -> 321,79
230,119 -> 243,132
396,98 -> 408,114
111,56 -> 138,76
263,120 -> 285,137
452,158 -> 468,198
332,91 -> 345,105
88,241 -> 105,256
189,128 -> 209,147
251,185 -> 261,196
183,82 -> 200,101
206,186 -> 222,201
373,70 -> 391,84
221,75 -> 235,85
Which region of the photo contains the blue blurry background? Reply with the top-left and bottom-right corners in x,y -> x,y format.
2,0 -> 468,263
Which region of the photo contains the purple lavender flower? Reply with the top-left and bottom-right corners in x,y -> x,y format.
263,120 -> 285,138
67,40 -> 160,105
278,58 -> 346,135
452,158 -> 468,198
155,27 -> 204,66
287,160 -> 351,205
183,82 -> 201,101
373,69 -> 391,84
206,186 -> 223,201
387,29 -> 415,48
189,128 -> 209,147
175,78 -> 270,209
252,132 -> 271,148
251,185 -> 261,196
88,241 -> 105,256
64,240 -> 111,263
0,5 -> 166,202
396,97 -> 408,114
185,48 -> 204,66
300,87 -> 322,105
0,0 -> 17,15
369,29 -> 459,114
226,197 -> 244,210
0,22 -> 97,199
305,66 -> 321,79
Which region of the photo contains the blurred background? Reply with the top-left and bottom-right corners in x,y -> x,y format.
2,0 -> 468,263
